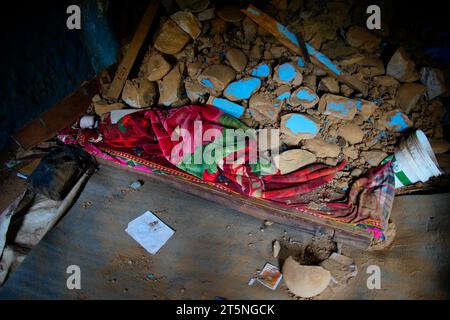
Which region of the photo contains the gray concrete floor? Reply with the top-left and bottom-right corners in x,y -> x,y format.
0,164 -> 449,299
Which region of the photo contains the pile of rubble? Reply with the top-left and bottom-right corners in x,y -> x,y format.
95,0 -> 448,194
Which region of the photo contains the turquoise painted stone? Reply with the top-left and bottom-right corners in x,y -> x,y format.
289,87 -> 319,108
223,77 -> 261,101
251,63 -> 271,78
281,113 -> 319,144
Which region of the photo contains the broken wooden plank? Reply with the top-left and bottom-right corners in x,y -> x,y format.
12,78 -> 99,150
241,5 -> 368,96
104,0 -> 160,100
96,157 -> 373,249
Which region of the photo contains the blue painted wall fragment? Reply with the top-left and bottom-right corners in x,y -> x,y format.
251,64 -> 271,78
277,63 -> 297,82
201,79 -> 215,90
327,102 -> 351,115
297,57 -> 305,67
277,92 -> 291,100
224,77 -> 261,100
306,43 -> 342,75
285,114 -> 319,136
387,112 -> 411,132
209,98 -> 245,118
295,88 -> 317,101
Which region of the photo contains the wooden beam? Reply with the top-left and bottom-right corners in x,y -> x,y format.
96,157 -> 372,249
242,5 -> 368,96
12,78 -> 99,150
104,0 -> 160,100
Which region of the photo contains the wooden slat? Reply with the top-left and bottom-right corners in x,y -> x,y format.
12,78 -> 99,150
104,0 -> 160,100
242,5 -> 368,95
96,157 -> 373,249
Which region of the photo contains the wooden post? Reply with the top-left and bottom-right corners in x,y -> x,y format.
104,0 -> 160,100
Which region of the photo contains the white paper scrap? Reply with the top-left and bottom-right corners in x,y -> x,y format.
125,211 -> 175,254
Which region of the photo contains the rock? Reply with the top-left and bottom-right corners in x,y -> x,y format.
249,45 -> 263,61
360,151 -> 388,167
249,93 -> 279,123
207,96 -> 245,118
185,79 -> 207,103
351,168 -> 363,177
303,75 -> 317,91
199,64 -> 236,95
158,63 -> 185,106
320,253 -> 357,285
397,83 -> 426,113
346,26 -> 381,50
343,146 -> 359,160
122,78 -> 158,108
176,0 -> 210,12
373,75 -> 400,88
380,110 -> 413,132
251,63 -> 271,78
318,77 -> 340,94
270,46 -> 287,59
282,256 -> 331,298
386,48 -> 420,83
302,139 -> 340,158
213,34 -> 223,44
243,17 -> 258,42
273,240 -> 281,258
226,48 -> 248,72
154,19 -> 191,55
274,85 -> 291,101
224,77 -> 261,101
94,102 -> 125,117
280,113 -> 320,145
318,94 -> 357,121
216,5 -> 243,22
420,67 -> 447,100
186,62 -> 203,78
358,58 -> 385,76
210,17 -> 227,35
338,124 -> 365,144
289,87 -> 319,109
171,11 -> 202,39
144,53 -> 172,81
356,99 -> 377,120
197,7 -> 215,21
274,149 -> 317,174
274,63 -> 303,86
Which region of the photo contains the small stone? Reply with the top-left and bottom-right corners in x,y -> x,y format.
318,77 -> 340,94
158,63 -> 185,106
356,99 -> 377,120
243,17 -> 258,42
338,124 -> 365,144
343,146 -> 359,160
282,256 -> 331,298
420,67 -> 447,100
274,85 -> 291,101
270,46 -> 287,59
373,75 -> 400,88
251,63 -> 271,78
264,220 -> 274,227
274,149 -> 317,174
281,113 -> 320,145
171,11 -> 202,39
345,26 -> 381,50
144,53 -> 172,81
197,7 -> 215,21
289,87 -> 319,109
210,17 -> 227,35
186,62 -> 203,78
318,94 -> 357,121
274,63 -> 303,86
122,78 -> 158,108
249,45 -> 263,61
358,58 -> 385,77
249,93 -> 279,123
386,48 -> 420,83
226,48 -> 248,72
224,77 -> 261,101
302,139 -> 340,158
273,240 -> 281,258
207,97 -> 244,118
216,5 -> 244,22
185,79 -> 207,103
154,19 -> 191,55
176,0 -> 210,12
379,110 -> 413,132
351,168 -> 363,177
360,151 -> 388,167
94,102 -> 125,117
199,64 -> 236,95
397,83 -> 426,113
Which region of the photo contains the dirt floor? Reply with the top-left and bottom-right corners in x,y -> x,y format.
0,164 -> 448,299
